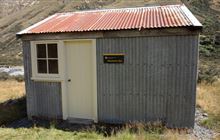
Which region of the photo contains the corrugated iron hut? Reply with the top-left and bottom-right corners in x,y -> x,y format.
17,4 -> 202,128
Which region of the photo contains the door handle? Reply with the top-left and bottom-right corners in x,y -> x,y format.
68,79 -> 71,82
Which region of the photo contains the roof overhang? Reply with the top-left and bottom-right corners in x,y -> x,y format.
17,27 -> 201,41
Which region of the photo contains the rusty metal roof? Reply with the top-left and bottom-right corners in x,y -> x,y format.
17,4 -> 202,35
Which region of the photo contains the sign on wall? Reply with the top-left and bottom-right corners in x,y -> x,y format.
103,54 -> 124,63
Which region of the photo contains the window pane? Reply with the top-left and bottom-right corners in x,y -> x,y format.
48,44 -> 58,58
36,44 -> 46,58
37,60 -> 47,73
48,60 -> 58,74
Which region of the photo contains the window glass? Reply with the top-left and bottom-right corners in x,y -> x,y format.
48,60 -> 58,74
37,60 -> 47,73
36,43 -> 59,75
36,44 -> 46,58
48,44 -> 58,58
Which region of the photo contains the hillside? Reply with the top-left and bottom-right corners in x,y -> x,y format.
0,0 -> 220,65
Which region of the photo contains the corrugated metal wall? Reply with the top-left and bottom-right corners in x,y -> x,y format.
96,35 -> 198,128
22,41 -> 62,119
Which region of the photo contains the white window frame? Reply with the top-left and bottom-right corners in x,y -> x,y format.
31,40 -> 64,81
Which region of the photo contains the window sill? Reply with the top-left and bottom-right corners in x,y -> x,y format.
31,77 -> 64,82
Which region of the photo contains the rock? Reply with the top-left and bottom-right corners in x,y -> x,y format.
203,113 -> 208,117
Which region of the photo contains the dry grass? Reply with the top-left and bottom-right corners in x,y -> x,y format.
0,80 -> 25,103
197,80 -> 220,134
104,0 -> 181,9
163,130 -> 196,140
197,80 -> 220,116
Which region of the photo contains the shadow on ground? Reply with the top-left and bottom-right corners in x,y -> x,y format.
0,97 -> 124,136
0,97 -> 26,126
7,117 -> 126,136
0,97 -> 165,137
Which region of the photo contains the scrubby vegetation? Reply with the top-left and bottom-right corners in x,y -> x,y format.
198,64 -> 220,84
198,35 -> 220,84
0,72 -> 24,82
197,33 -> 220,136
199,35 -> 216,57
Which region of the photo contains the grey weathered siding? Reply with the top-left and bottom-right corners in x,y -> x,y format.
21,31 -> 199,128
22,41 -> 62,119
96,35 -> 198,128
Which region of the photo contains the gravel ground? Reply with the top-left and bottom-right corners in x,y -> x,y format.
192,108 -> 217,140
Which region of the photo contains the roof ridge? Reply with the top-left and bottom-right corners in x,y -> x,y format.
180,5 -> 202,27
56,4 -> 184,15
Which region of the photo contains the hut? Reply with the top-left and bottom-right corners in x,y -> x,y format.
17,4 -> 202,128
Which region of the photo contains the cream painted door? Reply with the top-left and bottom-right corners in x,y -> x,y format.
65,40 -> 97,121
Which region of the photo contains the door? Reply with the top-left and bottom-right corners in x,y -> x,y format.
65,40 -> 97,121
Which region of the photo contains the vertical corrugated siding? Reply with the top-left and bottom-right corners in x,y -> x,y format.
22,41 -> 62,119
96,35 -> 198,128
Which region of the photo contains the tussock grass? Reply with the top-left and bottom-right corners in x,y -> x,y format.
197,80 -> 220,133
0,80 -> 25,103
107,122 -> 162,140
197,80 -> 220,116
163,130 -> 195,140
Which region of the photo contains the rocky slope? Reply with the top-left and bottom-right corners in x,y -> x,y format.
0,0 -> 220,65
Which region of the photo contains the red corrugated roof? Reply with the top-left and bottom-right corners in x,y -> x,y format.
17,4 -> 202,35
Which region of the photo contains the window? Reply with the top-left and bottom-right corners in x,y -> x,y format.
36,43 -> 59,74
31,41 -> 64,81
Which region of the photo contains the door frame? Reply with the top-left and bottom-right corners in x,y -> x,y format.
61,39 -> 97,122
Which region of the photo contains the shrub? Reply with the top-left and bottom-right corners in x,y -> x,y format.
0,72 -> 24,82
13,75 -> 24,82
199,44 -> 216,57
198,65 -> 220,84
0,72 -> 10,81
199,35 -> 217,57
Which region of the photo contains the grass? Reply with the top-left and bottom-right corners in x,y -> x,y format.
197,80 -> 220,133
0,127 -> 152,140
0,127 -> 103,140
0,124 -> 194,140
